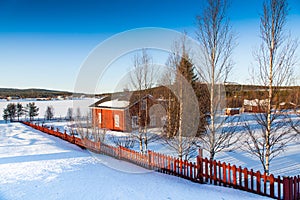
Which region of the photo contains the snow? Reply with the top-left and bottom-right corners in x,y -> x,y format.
1,99 -> 300,198
0,98 -> 96,121
97,99 -> 130,108
0,122 -> 269,200
243,99 -> 268,106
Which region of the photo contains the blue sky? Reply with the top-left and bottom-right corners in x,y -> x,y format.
0,0 -> 299,93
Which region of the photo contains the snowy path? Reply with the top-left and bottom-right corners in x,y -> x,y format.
0,123 -> 270,200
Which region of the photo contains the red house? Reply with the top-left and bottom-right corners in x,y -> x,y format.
242,99 -> 268,113
90,94 -> 166,132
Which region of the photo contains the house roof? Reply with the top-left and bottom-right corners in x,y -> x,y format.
243,99 -> 269,106
97,99 -> 130,108
89,93 -> 156,109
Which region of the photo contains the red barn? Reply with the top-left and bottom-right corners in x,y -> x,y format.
90,94 -> 166,132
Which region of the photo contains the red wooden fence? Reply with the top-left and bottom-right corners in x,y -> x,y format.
22,121 -> 300,200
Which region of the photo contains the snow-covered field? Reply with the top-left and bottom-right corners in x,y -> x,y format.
0,122 -> 269,200
1,99 -> 300,177
0,98 -> 96,121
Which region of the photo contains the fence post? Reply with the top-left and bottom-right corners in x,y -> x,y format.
257,171 -> 261,195
213,160 -> 217,185
269,174 -> 274,198
64,130 -> 67,140
232,165 -> 237,188
147,150 -> 152,169
283,177 -> 291,200
118,146 -> 121,159
197,149 -> 203,183
263,172 -> 267,195
244,168 -> 248,191
294,176 -> 298,200
222,162 -> 227,186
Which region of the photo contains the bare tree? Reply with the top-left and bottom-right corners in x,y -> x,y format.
66,107 -> 73,121
196,0 -> 237,160
110,134 -> 135,148
45,106 -> 54,121
129,49 -> 156,153
92,126 -> 107,143
161,36 -> 200,160
244,0 -> 298,174
289,88 -> 300,135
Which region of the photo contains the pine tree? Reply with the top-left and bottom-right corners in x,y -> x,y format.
6,103 -> 16,122
26,102 -> 39,121
16,103 -> 24,121
3,108 -> 9,123
176,52 -> 208,137
176,53 -> 198,89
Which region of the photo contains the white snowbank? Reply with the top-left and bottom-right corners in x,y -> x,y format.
0,123 -> 269,200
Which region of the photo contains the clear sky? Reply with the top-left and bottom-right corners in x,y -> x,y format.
0,0 -> 299,93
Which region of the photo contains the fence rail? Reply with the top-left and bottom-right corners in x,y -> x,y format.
22,121 -> 299,200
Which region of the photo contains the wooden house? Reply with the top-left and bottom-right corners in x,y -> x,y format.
242,99 -> 268,113
90,94 -> 166,132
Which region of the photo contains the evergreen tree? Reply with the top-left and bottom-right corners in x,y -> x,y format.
176,53 -> 198,89
6,103 -> 16,122
176,52 -> 208,137
26,102 -> 39,121
3,108 -> 9,123
16,103 -> 24,121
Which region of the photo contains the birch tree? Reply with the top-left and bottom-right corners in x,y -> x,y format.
196,0 -> 237,160
162,36 -> 200,160
129,49 -> 155,153
244,0 -> 298,174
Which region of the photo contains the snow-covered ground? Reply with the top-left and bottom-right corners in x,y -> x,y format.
0,122 -> 270,200
0,98 -> 96,121
42,120 -> 300,177
1,99 -> 300,177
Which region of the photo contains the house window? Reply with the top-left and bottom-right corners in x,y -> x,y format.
114,114 -> 120,127
131,116 -> 138,128
98,113 -> 102,124
141,99 -> 147,110
150,115 -> 156,127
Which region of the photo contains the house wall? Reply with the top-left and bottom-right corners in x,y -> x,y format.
92,108 -> 125,131
243,105 -> 265,113
128,97 -> 159,130
91,96 -> 167,132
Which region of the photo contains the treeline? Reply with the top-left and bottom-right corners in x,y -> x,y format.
96,84 -> 300,109
226,84 -> 300,108
3,102 -> 39,122
0,88 -> 77,99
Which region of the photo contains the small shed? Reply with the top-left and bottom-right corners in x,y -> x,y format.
225,108 -> 240,115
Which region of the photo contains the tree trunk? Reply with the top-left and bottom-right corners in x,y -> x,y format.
178,77 -> 183,160
144,98 -> 148,152
209,51 -> 216,161
265,38 -> 274,175
139,135 -> 143,153
168,90 -> 172,138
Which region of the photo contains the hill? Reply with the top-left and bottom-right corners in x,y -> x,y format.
0,88 -> 75,99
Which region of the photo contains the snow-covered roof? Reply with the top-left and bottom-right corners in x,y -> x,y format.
97,99 -> 130,108
243,99 -> 269,106
279,102 -> 296,106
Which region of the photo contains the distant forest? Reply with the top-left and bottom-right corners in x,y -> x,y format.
1,84 -> 299,107
96,84 -> 300,108
0,88 -> 75,99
